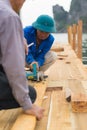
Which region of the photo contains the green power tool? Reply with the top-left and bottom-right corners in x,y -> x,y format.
26,63 -> 45,81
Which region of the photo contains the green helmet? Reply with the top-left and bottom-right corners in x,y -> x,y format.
32,14 -> 56,33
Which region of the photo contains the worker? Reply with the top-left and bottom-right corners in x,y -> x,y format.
0,0 -> 44,120
24,14 -> 57,72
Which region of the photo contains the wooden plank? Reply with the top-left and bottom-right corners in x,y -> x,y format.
48,58 -> 85,81
35,91 -> 51,130
70,80 -> 87,112
81,80 -> 87,94
65,80 -> 87,130
48,81 -> 65,88
11,81 -> 48,130
47,90 -> 72,130
46,86 -> 62,91
48,44 -> 87,81
71,112 -> 87,130
51,46 -> 64,52
0,109 -> 21,130
71,93 -> 87,112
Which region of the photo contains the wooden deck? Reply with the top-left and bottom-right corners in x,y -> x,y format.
0,43 -> 87,130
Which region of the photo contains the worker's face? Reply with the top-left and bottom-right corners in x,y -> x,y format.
37,30 -> 50,40
10,0 -> 26,13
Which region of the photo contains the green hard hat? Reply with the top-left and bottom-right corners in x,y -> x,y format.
32,14 -> 56,33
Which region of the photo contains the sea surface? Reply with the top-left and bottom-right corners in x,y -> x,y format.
52,33 -> 87,64
52,33 -> 68,44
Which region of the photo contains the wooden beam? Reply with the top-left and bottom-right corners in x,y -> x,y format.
71,93 -> 87,112
51,47 -> 64,52
77,20 -> 83,60
67,26 -> 73,46
72,24 -> 77,51
11,81 -> 47,130
46,86 -> 62,91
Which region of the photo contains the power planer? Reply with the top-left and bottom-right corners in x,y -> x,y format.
26,63 -> 48,81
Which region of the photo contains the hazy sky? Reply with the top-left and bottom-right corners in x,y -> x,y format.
21,0 -> 72,27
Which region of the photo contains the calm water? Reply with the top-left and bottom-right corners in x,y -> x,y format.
52,33 -> 87,44
52,33 -> 68,44
52,33 -> 87,64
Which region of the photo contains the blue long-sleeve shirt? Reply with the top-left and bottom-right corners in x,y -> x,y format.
23,26 -> 54,67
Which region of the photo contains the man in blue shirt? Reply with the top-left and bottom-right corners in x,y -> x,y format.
24,15 -> 57,72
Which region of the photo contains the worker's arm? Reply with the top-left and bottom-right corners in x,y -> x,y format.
23,26 -> 40,66
36,35 -> 54,67
26,49 -> 36,64
24,38 -> 28,55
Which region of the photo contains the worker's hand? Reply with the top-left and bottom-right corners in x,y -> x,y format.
24,104 -> 45,120
29,62 -> 39,71
24,38 -> 28,55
